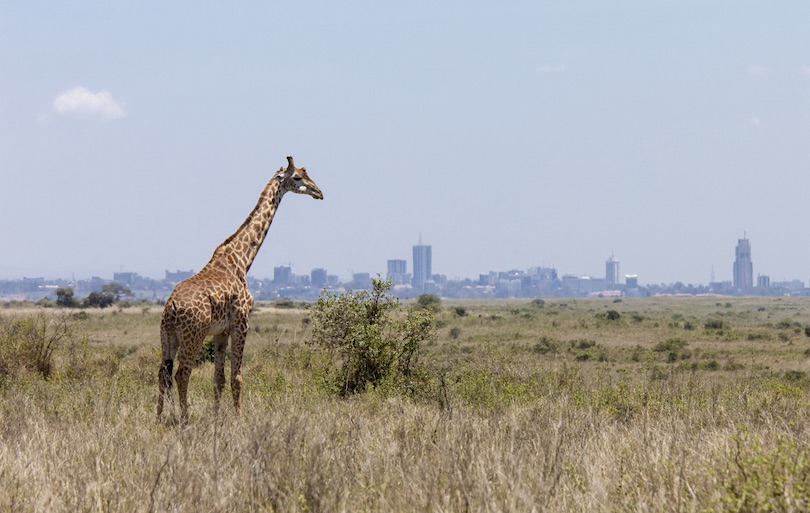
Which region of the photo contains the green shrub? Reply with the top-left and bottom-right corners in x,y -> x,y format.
704,359 -> 720,370
777,318 -> 799,329
784,369 -> 807,382
416,294 -> 442,313
197,337 -> 216,365
652,338 -> 689,352
716,432 -> 810,512
532,335 -> 558,355
571,339 -> 595,350
705,319 -> 725,330
596,309 -> 621,321
309,278 -> 435,396
273,298 -> 297,309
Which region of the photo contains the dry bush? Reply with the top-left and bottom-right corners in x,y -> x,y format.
0,312 -> 78,381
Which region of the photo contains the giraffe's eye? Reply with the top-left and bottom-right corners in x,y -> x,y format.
293,175 -> 302,181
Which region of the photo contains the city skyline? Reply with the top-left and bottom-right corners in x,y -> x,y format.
3,3 -> 810,287
3,234 -> 808,293
4,234 -> 809,303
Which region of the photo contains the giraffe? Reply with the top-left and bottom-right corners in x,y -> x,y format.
157,156 -> 323,422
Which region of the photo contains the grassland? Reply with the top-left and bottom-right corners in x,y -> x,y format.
2,296 -> 810,512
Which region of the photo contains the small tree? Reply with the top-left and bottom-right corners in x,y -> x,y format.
309,278 -> 435,396
82,291 -> 115,309
100,282 -> 133,302
55,287 -> 78,308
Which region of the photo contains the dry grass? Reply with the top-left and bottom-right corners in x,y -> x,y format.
2,296 -> 810,512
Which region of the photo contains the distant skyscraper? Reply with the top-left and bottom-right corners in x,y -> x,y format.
412,242 -> 432,292
387,259 -> 407,285
605,255 -> 620,289
311,268 -> 327,290
274,265 -> 291,286
733,235 -> 753,290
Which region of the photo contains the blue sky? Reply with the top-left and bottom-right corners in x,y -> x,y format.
2,1 -> 810,285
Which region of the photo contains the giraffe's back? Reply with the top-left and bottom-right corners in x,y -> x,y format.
163,269 -> 237,336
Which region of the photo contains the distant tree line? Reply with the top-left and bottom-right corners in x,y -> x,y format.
54,283 -> 133,309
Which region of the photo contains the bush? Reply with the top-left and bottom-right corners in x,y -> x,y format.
597,310 -> 621,321
309,278 -> 435,396
652,338 -> 689,352
82,291 -> 115,309
532,335 -> 558,354
0,313 -> 76,380
273,299 -> 298,309
705,319 -> 725,330
416,294 -> 442,313
716,432 -> 810,512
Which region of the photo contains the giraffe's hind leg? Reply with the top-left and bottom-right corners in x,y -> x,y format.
157,321 -> 180,421
175,331 -> 205,423
212,333 -> 229,412
157,358 -> 173,418
175,362 -> 193,423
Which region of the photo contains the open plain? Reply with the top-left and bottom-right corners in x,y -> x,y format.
2,295 -> 810,512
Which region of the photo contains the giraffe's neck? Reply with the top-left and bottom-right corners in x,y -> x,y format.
207,176 -> 286,276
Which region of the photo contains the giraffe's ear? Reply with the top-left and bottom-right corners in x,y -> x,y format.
276,173 -> 286,181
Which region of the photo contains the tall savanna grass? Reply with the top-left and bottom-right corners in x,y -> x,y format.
2,296 -> 810,512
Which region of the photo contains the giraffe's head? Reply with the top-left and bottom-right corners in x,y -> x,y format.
275,156 -> 323,200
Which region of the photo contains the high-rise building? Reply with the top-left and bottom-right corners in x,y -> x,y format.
274,265 -> 291,286
165,269 -> 194,284
605,255 -> 620,289
733,236 -> 753,290
387,259 -> 408,285
310,268 -> 327,290
412,242 -> 432,292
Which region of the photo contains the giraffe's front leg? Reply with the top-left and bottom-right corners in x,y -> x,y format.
212,333 -> 229,411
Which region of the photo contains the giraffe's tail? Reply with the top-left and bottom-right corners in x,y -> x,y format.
158,302 -> 179,418
159,300 -> 179,385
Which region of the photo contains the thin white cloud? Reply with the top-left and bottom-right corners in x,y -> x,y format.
53,87 -> 126,121
797,65 -> 810,77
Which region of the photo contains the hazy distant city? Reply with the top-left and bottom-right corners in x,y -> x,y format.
1,236 -> 807,303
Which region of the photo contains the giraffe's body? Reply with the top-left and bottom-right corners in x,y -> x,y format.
157,156 -> 322,422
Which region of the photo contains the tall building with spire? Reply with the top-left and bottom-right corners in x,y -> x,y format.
605,254 -> 620,289
412,236 -> 432,292
733,235 -> 753,291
